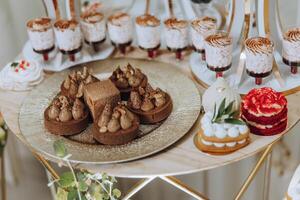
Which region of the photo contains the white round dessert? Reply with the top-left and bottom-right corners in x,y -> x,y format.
54,19 -> 82,52
205,31 -> 233,68
27,18 -> 55,51
80,12 -> 106,43
245,36 -> 274,74
135,14 -> 160,49
108,12 -> 133,45
164,18 -> 189,49
282,27 -> 300,63
191,16 -> 217,51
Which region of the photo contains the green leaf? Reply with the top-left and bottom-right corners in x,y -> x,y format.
67,188 -> 78,200
53,140 -> 67,158
58,172 -> 76,188
78,180 -> 88,192
212,103 -> 217,122
10,62 -> 19,67
224,100 -> 234,114
76,172 -> 86,182
113,188 -> 121,198
216,98 -> 226,119
93,193 -> 103,200
56,188 -> 68,200
224,118 -> 246,125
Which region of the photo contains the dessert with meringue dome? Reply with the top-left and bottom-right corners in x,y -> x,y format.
44,95 -> 89,135
92,103 -> 140,145
241,87 -> 288,136
245,37 -> 274,85
128,83 -> 173,124
282,27 -> 300,74
197,98 -> 250,155
109,64 -> 148,100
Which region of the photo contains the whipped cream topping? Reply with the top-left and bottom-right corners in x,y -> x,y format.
205,32 -> 232,47
201,138 -> 246,148
136,14 -> 160,27
284,27 -> 300,42
108,12 -> 133,44
80,12 -> 106,42
81,12 -> 104,23
242,87 -> 287,117
242,116 -> 287,129
27,18 -> 52,32
54,19 -> 78,30
108,12 -> 131,26
282,27 -> 300,62
164,18 -> 188,29
245,37 -> 274,55
0,60 -> 44,91
191,16 -> 216,33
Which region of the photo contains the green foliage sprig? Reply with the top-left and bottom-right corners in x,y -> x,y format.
0,117 -> 8,154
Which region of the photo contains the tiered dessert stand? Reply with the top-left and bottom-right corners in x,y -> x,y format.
1,0 -> 300,200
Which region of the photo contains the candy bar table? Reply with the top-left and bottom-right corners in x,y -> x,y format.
1,48 -> 300,200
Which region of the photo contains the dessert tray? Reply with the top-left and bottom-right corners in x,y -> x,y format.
18,58 -> 201,164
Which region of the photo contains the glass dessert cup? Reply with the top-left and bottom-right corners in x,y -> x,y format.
54,19 -> 82,62
204,30 -> 233,78
26,17 -> 55,62
244,36 -> 274,85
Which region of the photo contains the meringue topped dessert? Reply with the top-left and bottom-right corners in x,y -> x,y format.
128,83 -> 173,124
164,18 -> 189,60
60,66 -> 99,99
282,27 -> 300,74
135,14 -> 161,58
191,16 -> 217,61
27,17 -> 55,61
92,103 -> 139,145
44,95 -> 89,135
205,31 -> 233,77
245,37 -> 274,85
80,11 -> 106,52
54,19 -> 82,61
107,12 -> 133,54
110,64 -> 148,100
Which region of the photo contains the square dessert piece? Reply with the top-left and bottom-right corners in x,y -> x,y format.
83,80 -> 121,120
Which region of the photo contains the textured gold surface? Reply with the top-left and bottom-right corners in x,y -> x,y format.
19,58 -> 201,164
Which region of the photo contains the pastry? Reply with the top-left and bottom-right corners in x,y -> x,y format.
83,79 -> 121,120
282,27 -> 300,74
60,66 -> 99,99
197,98 -> 250,155
26,17 -> 55,61
107,12 -> 133,54
135,14 -> 161,58
109,64 -> 148,100
54,19 -> 82,61
92,103 -> 140,145
127,84 -> 173,124
241,87 -> 288,136
204,31 -> 233,77
191,16 -> 217,61
0,60 -> 44,91
164,18 -> 189,60
80,11 -> 106,51
285,165 -> 300,200
245,37 -> 274,85
44,95 -> 89,135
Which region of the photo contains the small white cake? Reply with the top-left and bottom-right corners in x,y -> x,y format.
80,12 -> 106,43
282,27 -> 300,63
27,18 -> 55,51
135,14 -> 160,49
164,18 -> 189,49
54,19 -> 82,52
107,12 -> 133,45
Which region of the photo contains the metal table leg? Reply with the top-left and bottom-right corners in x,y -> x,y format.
263,152 -> 272,200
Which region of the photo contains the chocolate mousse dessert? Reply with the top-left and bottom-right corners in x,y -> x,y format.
27,17 -> 55,61
245,37 -> 274,85
282,27 -> 300,74
80,11 -> 106,52
110,64 -> 148,100
92,103 -> 140,145
44,95 -> 89,135
60,66 -> 99,99
164,18 -> 189,60
135,14 -> 161,58
54,19 -> 82,61
205,31 -> 233,78
191,16 -> 217,61
128,84 -> 173,124
107,12 -> 133,54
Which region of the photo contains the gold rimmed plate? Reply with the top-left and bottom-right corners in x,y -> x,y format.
19,58 -> 201,164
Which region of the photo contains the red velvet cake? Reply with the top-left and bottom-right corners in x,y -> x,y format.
241,87 -> 288,136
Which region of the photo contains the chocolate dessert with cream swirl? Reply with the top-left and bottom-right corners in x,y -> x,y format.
108,12 -> 133,45
282,27 -> 300,63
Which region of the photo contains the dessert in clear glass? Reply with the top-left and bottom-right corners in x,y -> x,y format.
107,12 -> 133,54
164,18 -> 189,60
26,17 -> 55,61
204,31 -> 232,77
54,19 -> 82,62
191,16 -> 217,61
135,14 -> 161,58
245,36 -> 274,85
80,11 -> 106,52
282,27 -> 300,74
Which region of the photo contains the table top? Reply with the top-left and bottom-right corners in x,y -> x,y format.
1,48 -> 300,178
